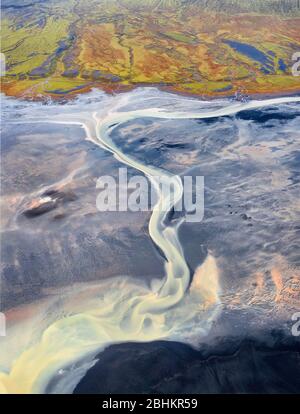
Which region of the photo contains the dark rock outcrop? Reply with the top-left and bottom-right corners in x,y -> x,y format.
74,338 -> 300,394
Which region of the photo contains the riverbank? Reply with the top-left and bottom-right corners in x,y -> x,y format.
1,77 -> 300,103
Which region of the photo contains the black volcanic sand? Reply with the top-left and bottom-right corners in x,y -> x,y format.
0,121 -> 165,308
74,336 -> 300,394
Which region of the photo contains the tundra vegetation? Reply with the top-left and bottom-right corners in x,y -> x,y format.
1,0 -> 300,98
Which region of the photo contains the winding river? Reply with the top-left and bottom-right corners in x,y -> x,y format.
0,91 -> 299,394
